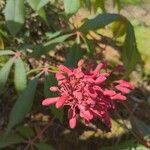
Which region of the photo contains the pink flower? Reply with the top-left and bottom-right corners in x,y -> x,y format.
42,60 -> 134,129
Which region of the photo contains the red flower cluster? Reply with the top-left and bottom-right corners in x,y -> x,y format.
42,60 -> 134,128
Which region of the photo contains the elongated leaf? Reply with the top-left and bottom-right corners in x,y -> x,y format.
64,0 -> 80,15
14,57 -> 27,92
44,73 -> 64,122
93,0 -> 106,13
7,77 -> 38,131
80,13 -> 121,32
0,36 -> 4,49
80,13 -> 140,73
26,0 -> 39,10
26,0 -> 48,21
4,0 -> 25,36
44,33 -> 73,46
82,0 -> 92,10
0,132 -> 24,149
122,24 -> 140,74
0,50 -> 15,56
113,0 -> 121,11
46,31 -> 62,40
0,58 -> 14,90
66,44 -> 84,67
37,0 -> 50,10
112,20 -> 127,38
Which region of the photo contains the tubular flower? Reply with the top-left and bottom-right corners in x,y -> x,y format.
42,60 -> 134,128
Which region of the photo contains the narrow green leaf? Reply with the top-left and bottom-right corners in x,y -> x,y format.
0,58 -> 14,90
44,73 -> 64,122
14,57 -> 27,93
35,142 -> 54,150
44,33 -> 73,46
66,44 -> 84,67
37,0 -> 50,10
122,24 -> 140,74
46,31 -> 62,40
93,0 -> 106,13
112,20 -> 127,38
113,0 -> 121,11
80,13 -> 121,32
80,13 -> 140,74
64,0 -> 80,15
4,0 -> 25,36
82,0 -> 92,10
26,0 -> 39,10
7,77 -> 38,131
0,50 -> 15,56
0,132 -> 24,149
27,0 -> 48,21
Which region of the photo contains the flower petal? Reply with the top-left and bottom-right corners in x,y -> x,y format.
56,73 -> 65,80
79,106 -> 93,121
68,108 -> 76,128
56,94 -> 68,108
59,65 -> 72,74
112,93 -> 126,101
94,62 -> 107,74
104,90 -> 116,96
77,59 -> 84,68
95,76 -> 106,84
69,116 -> 77,128
115,85 -> 130,94
116,80 -> 134,89
42,97 -> 59,106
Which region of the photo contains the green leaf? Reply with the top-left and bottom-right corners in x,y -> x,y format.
80,13 -> 140,73
80,13 -> 121,32
112,20 -> 127,38
113,0 -> 121,11
7,77 -> 38,131
35,142 -> 54,150
26,0 -> 48,21
64,0 -> 80,15
0,58 -> 14,91
82,0 -> 92,10
16,126 -> 35,138
26,0 -> 39,10
14,57 -> 27,93
93,0 -> 106,13
4,0 -> 25,36
0,132 -> 24,149
37,0 -> 50,10
66,44 -> 84,67
44,73 -> 64,122
0,50 -> 15,56
122,24 -> 140,74
46,31 -> 62,40
44,33 -> 73,46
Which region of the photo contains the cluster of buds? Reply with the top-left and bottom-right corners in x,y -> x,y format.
42,60 -> 134,128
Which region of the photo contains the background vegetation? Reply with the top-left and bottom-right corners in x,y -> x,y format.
0,0 -> 150,149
